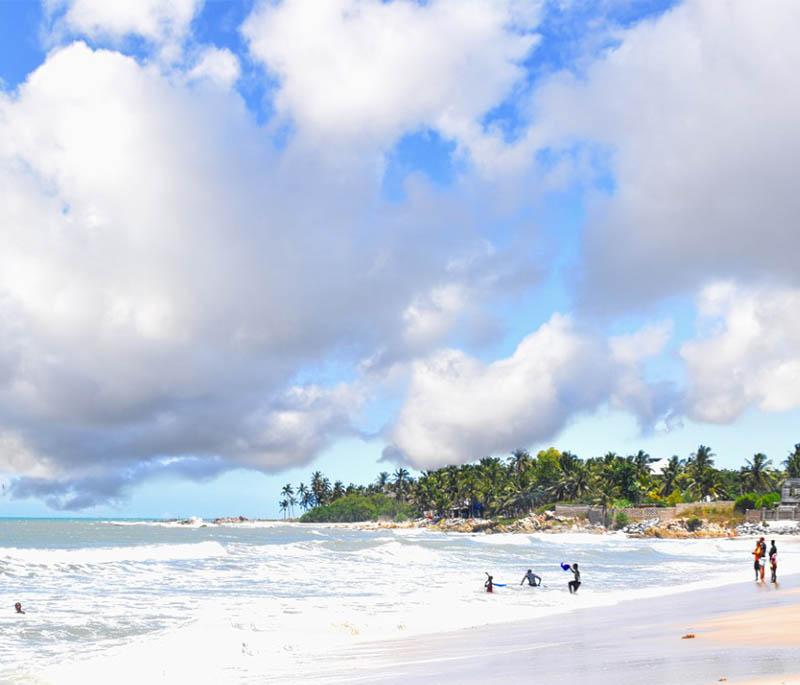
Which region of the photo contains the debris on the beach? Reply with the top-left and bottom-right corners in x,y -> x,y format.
681,633 -> 696,639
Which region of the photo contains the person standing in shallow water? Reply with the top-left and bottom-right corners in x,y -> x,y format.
485,575 -> 494,593
769,540 -> 778,583
752,537 -> 765,581
567,563 -> 581,594
520,569 -> 542,587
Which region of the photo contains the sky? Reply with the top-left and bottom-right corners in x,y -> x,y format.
0,0 -> 798,518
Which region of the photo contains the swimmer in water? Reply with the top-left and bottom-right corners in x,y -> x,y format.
520,569 -> 542,587
14,602 -> 24,614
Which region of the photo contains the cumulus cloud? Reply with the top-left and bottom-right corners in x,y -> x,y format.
383,314 -> 675,469
681,283 -> 800,423
532,0 -> 800,309
47,0 -> 203,59
188,47 -> 240,87
0,41 -> 535,507
242,0 -> 541,165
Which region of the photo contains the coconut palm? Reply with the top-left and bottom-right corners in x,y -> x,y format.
393,468 -> 410,502
686,445 -> 718,499
740,453 -> 775,493
296,483 -> 310,511
279,499 -> 289,520
281,484 -> 295,516
375,471 -> 391,494
785,444 -> 800,479
659,456 -> 683,497
310,471 -> 331,506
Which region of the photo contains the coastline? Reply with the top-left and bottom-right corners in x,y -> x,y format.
306,574 -> 800,684
127,512 -> 800,539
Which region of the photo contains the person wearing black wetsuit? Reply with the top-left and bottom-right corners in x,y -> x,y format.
568,563 -> 581,594
520,569 -> 542,587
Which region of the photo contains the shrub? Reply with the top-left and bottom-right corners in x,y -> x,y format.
686,516 -> 703,532
300,494 -> 416,523
734,494 -> 758,513
758,492 -> 781,510
666,491 -> 685,506
612,498 -> 632,509
614,512 -> 630,530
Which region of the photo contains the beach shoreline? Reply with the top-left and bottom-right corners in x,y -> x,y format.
306,573 -> 800,684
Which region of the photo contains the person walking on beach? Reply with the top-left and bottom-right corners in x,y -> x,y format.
567,563 -> 581,594
769,540 -> 778,583
485,574 -> 494,593
520,569 -> 542,587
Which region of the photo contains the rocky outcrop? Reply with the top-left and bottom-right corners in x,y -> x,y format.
211,516 -> 250,525
623,517 -> 734,538
735,521 -> 800,536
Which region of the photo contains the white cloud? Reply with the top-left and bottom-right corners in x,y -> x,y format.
681,283 -> 800,423
0,41 -> 531,506
242,0 -> 541,164
188,47 -> 240,87
386,315 -> 610,468
610,321 -> 672,366
532,0 -> 800,308
48,0 -> 202,57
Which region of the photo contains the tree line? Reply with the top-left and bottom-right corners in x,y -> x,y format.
278,443 -> 800,520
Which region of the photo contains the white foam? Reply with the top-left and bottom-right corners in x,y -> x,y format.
0,541 -> 227,565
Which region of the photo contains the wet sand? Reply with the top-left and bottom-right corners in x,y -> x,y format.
308,575 -> 800,684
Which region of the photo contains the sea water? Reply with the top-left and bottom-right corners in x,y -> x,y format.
1,518 -> 798,683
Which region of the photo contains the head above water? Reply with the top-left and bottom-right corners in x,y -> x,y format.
14,602 -> 22,612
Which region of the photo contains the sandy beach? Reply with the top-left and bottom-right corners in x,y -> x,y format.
305,574 -> 800,684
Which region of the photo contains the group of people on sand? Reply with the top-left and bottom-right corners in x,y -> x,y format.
752,537 -> 778,583
485,563 -> 581,594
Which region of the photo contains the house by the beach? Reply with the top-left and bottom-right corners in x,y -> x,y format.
780,478 -> 800,506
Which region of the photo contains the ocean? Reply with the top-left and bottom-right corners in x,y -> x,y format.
1,518 -> 797,683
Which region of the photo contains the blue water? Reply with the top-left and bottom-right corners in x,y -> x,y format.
0,518 -> 794,683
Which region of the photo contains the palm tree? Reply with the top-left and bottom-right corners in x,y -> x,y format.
281,484 -> 295,516
741,453 -> 775,493
310,471 -> 331,506
332,480 -> 345,500
297,483 -> 311,511
785,444 -> 800,478
509,449 -> 532,477
375,471 -> 391,494
279,499 -> 289,520
686,445 -> 718,500
660,456 -> 683,497
393,468 -> 410,502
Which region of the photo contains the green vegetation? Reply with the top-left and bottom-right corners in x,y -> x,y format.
734,492 -> 781,512
686,516 -> 703,532
279,443 -> 799,522
299,494 -> 415,523
614,512 -> 630,529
